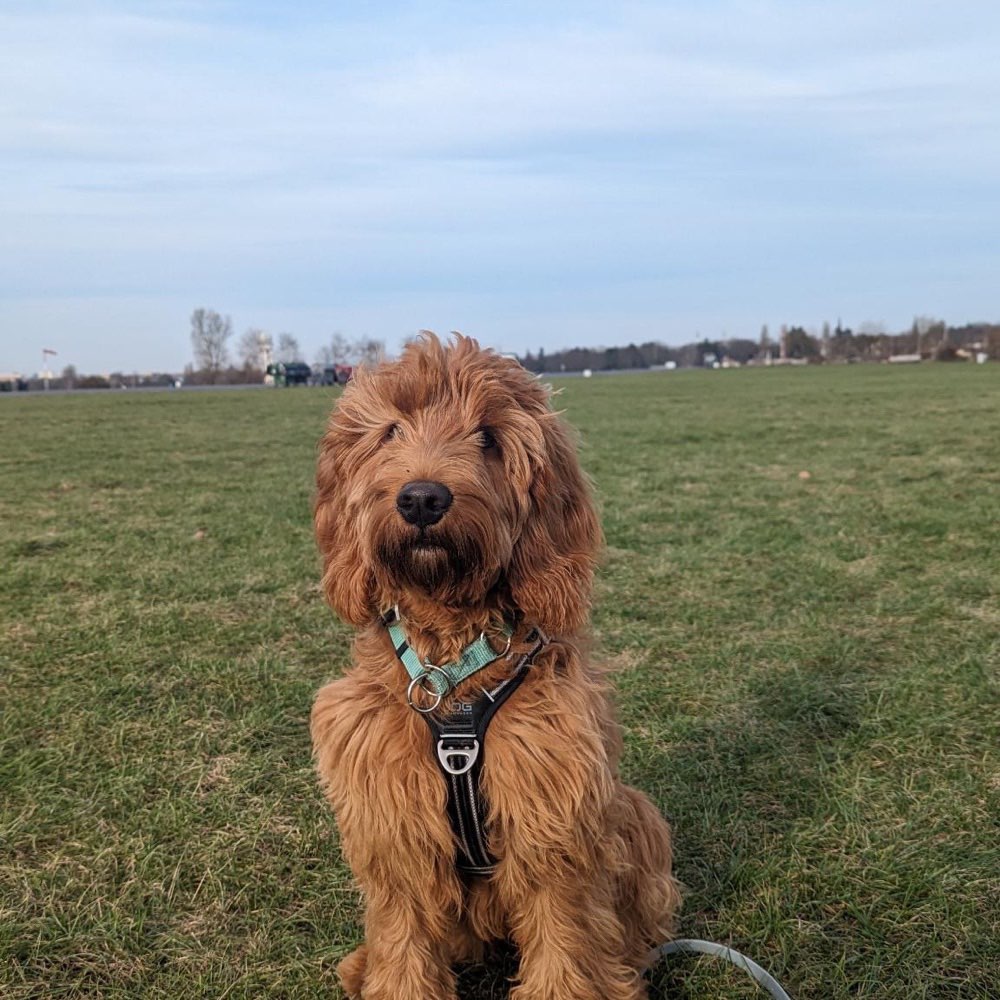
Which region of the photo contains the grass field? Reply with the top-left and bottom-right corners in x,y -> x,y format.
2,364 -> 999,999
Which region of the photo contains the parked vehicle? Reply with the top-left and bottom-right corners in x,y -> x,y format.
266,361 -> 312,386
320,364 -> 354,386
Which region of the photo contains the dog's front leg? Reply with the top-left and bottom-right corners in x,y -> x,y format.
487,678 -> 650,1000
350,886 -> 459,1000
491,781 -> 649,999
312,682 -> 463,1000
500,868 -> 646,1000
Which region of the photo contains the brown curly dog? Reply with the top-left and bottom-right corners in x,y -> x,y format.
311,333 -> 680,999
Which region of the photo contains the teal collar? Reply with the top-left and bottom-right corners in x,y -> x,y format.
381,608 -> 514,707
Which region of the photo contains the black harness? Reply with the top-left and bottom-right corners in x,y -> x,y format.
388,619 -> 548,876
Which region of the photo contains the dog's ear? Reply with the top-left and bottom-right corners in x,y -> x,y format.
508,414 -> 602,635
314,424 -> 375,628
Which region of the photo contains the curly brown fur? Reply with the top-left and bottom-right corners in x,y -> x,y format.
311,333 -> 680,999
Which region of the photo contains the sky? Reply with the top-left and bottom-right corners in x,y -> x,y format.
2,0 -> 999,375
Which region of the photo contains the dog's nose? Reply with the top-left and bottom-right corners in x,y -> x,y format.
396,480 -> 453,527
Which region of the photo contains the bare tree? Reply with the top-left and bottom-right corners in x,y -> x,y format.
913,316 -> 946,354
330,332 -> 352,364
190,308 -> 233,381
354,338 -> 385,367
277,332 -> 301,363
238,328 -> 271,370
315,332 -> 353,368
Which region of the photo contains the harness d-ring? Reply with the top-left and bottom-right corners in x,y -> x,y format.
488,629 -> 512,660
406,664 -> 452,713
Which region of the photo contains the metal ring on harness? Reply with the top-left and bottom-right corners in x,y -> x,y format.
406,665 -> 452,713
489,629 -> 513,659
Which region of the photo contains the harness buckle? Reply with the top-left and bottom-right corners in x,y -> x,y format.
437,735 -> 480,775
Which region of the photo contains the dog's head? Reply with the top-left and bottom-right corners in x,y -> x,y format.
314,333 -> 601,634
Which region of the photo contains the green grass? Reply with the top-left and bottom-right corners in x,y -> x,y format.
2,365 -> 998,999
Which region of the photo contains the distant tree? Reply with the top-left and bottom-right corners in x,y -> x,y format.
826,323 -> 852,361
821,321 -> 832,359
951,323 -> 1000,359
354,338 -> 385,367
61,364 -> 77,389
329,332 -> 352,364
722,338 -> 758,364
190,308 -> 233,381
621,343 -> 646,369
784,326 -> 821,360
759,324 -> 771,360
560,346 -> 595,371
238,328 -> 271,371
984,326 -> 1000,360
852,333 -> 883,361
316,333 -> 354,369
638,341 -> 671,367
675,341 -> 702,368
277,333 -> 301,363
696,339 -> 723,366
913,315 -> 942,336
914,317 -> 947,355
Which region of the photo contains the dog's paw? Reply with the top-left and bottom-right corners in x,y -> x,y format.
337,945 -> 367,998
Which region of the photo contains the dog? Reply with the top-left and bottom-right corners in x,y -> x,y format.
310,333 -> 680,999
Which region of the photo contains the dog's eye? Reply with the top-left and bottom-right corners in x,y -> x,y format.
383,423 -> 399,444
478,427 -> 497,450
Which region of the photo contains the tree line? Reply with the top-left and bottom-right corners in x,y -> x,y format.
185,308 -> 387,384
516,318 -> 1000,373
4,308 -> 388,391
11,311 -> 997,393
190,310 -> 998,385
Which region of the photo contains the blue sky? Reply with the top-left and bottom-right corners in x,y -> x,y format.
2,0 -> 999,375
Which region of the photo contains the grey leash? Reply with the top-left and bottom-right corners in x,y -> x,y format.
650,938 -> 792,1000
